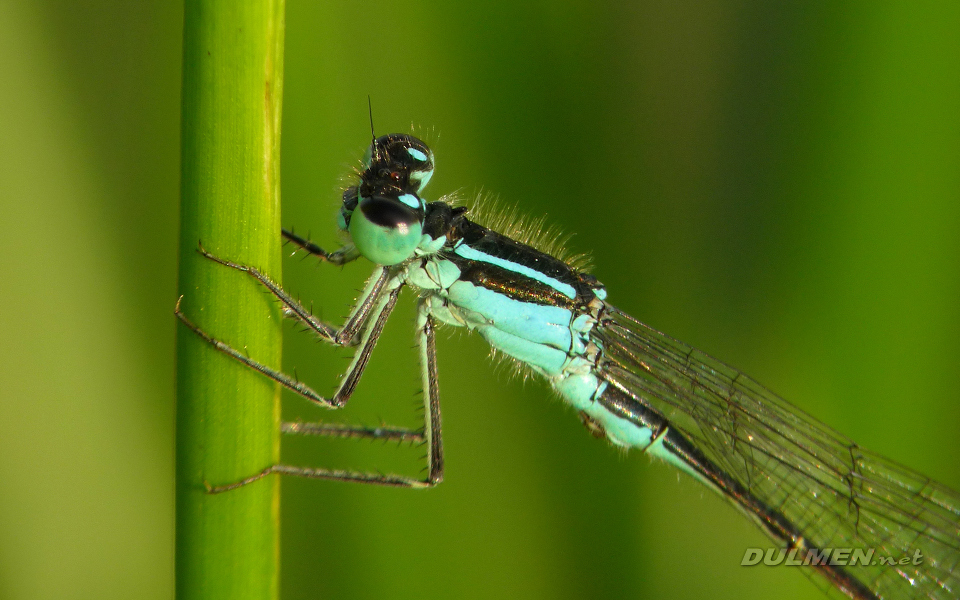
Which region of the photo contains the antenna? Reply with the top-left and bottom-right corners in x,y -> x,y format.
367,96 -> 378,161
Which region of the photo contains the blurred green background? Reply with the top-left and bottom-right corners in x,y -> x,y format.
2,1 -> 959,599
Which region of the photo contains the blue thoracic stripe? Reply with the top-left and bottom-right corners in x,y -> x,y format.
453,243 -> 578,299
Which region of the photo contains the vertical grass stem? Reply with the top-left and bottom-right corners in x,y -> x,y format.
176,2 -> 284,599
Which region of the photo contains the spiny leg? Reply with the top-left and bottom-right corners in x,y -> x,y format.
175,296 -> 333,408
197,241 -> 386,345
285,310 -> 444,486
283,276 -> 427,440
282,421 -> 424,444
275,308 -> 435,461
325,284 -> 401,406
418,313 -> 445,485
197,286 -> 417,492
277,300 -> 430,449
282,228 -> 360,265
182,243 -> 442,491
177,277 -> 400,412
208,311 -> 446,491
177,244 -> 393,411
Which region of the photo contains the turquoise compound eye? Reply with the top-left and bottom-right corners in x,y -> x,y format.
349,194 -> 424,265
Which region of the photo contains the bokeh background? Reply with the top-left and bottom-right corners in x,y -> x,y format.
2,2 -> 959,599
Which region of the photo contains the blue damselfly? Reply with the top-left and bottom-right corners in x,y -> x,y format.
177,131 -> 960,600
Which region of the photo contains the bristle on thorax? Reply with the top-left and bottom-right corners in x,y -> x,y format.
442,192 -> 592,273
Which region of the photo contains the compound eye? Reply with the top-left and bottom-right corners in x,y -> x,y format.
358,195 -> 419,229
348,194 -> 424,265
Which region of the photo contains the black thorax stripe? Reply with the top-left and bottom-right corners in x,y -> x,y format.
442,219 -> 595,308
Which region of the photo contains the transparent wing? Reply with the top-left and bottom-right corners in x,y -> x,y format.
595,305 -> 960,600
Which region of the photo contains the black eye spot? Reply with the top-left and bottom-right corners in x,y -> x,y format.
359,195 -> 420,229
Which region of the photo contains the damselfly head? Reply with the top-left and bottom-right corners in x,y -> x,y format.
336,133 -> 433,266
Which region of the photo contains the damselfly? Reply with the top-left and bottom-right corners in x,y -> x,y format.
176,131 -> 960,600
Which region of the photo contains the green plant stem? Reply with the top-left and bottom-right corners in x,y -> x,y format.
176,2 -> 284,599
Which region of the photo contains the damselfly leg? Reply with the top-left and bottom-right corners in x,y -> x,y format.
282,228 -> 361,266
175,243 -> 444,491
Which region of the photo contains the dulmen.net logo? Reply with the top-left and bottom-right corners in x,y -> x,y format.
742,547 -> 924,567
